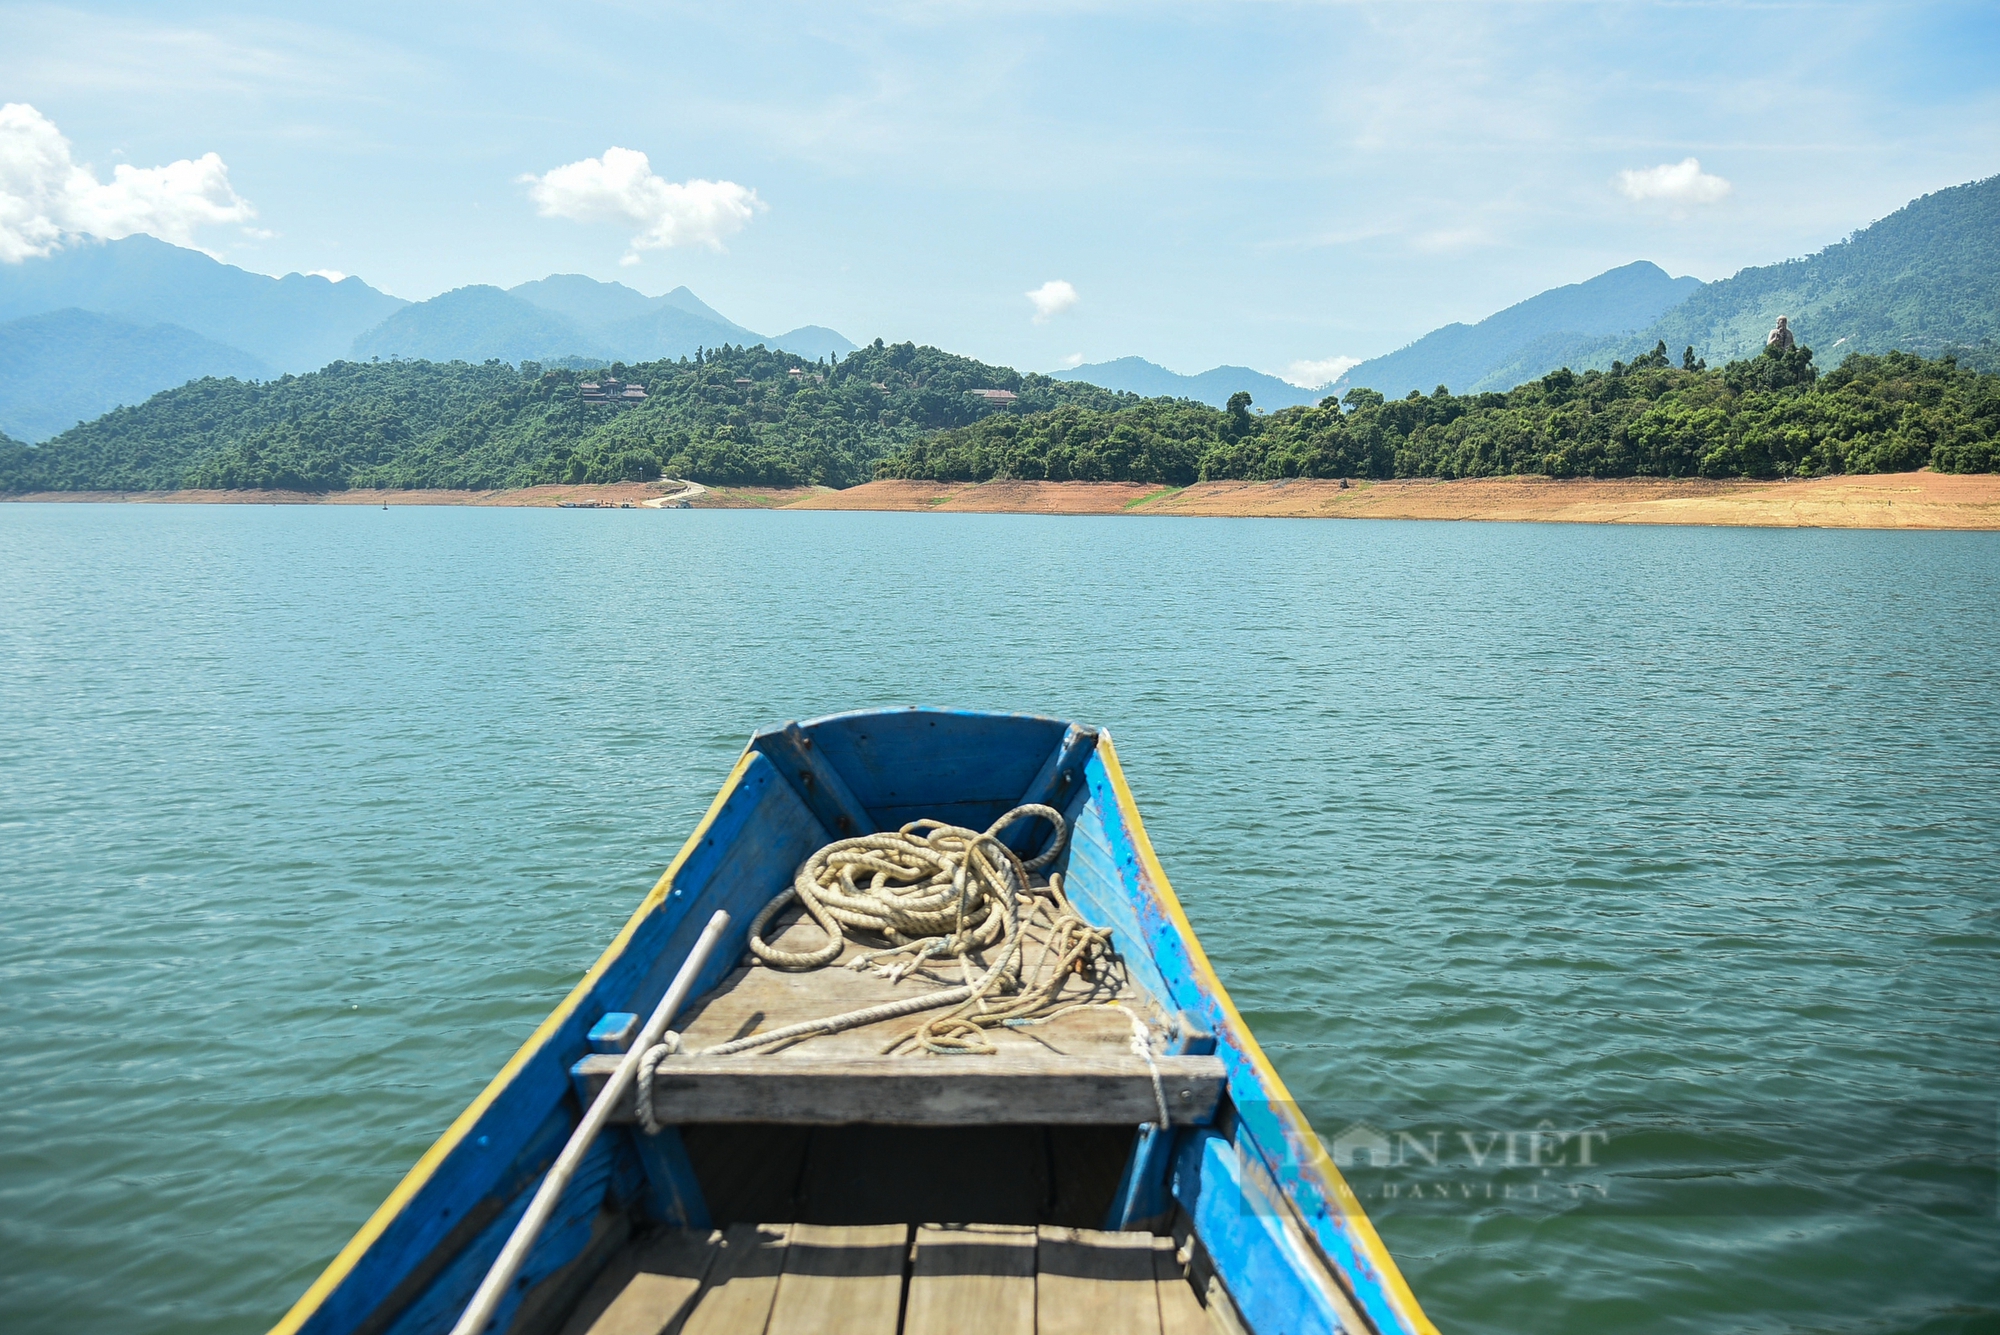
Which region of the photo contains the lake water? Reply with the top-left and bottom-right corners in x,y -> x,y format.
1,503 -> 1996,1335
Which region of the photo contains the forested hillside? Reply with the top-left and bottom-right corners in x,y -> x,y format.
0,341 -> 1133,493
8,337 -> 1991,495
1600,174 -> 2000,372
878,344 -> 1998,484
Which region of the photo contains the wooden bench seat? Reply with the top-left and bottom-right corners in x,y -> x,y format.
573,1052 -> 1227,1126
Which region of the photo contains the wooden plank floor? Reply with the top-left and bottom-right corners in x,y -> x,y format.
560,1224 -> 1217,1335
672,899 -> 1167,1062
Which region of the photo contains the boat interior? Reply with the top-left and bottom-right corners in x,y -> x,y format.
279,710 -> 1411,1335
541,892 -> 1242,1334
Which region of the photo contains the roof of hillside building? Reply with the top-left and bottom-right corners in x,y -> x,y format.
580,378 -> 643,403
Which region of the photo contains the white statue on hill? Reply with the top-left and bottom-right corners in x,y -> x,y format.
1767,316 -> 1796,351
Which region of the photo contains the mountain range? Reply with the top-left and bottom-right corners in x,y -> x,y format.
1051,261 -> 1708,408
1059,173 -> 1998,406
0,309 -> 273,445
1,170 -> 1993,444
1323,172 -> 2000,397
1590,173 -> 2000,372
0,238 -> 856,441
354,278 -> 856,367
0,233 -> 409,373
1322,261 -> 1703,399
1049,358 -> 1326,410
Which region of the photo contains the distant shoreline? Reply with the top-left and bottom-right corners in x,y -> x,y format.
0,482 -> 821,510
6,471 -> 1998,530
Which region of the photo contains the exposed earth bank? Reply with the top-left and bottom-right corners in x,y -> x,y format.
7,472 -> 1998,528
1,481 -> 822,509
785,471 -> 2000,529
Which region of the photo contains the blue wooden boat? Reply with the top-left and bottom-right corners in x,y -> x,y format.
271,708 -> 1435,1335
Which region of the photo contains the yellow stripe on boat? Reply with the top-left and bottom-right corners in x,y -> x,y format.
1096,734 -> 1439,1335
266,750 -> 760,1335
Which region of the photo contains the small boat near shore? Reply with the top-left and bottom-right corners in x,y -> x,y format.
271,708 -> 1434,1335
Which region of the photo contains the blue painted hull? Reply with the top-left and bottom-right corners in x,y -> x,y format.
271,708 -> 1435,1335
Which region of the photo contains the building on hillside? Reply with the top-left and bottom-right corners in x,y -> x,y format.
968,388 -> 1018,404
579,378 -> 646,405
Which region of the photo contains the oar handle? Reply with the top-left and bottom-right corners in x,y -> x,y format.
449,909 -> 732,1335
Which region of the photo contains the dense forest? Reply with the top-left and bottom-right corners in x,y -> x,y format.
2,340 -> 1995,494
0,342 -> 1134,493
877,345 -> 1999,484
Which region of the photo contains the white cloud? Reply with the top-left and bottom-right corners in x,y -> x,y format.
521,147 -> 762,261
1026,279 -> 1078,323
1058,352 -> 1084,368
1616,157 -> 1732,206
1282,356 -> 1361,389
0,103 -> 256,262
305,267 -> 346,282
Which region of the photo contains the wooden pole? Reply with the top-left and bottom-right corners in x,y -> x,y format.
449,909 -> 731,1335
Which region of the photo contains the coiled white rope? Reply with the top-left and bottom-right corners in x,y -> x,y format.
746,804 -> 1066,972
750,804 -> 1120,1056
631,806 -> 1129,1130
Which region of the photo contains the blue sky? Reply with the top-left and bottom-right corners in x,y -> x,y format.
2,1 -> 1996,382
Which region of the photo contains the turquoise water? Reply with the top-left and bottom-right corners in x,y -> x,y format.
1,503 -> 1996,1334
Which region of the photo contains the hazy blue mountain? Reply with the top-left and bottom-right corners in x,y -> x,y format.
507,275 -> 763,342
0,308 -> 272,442
1601,173 -> 2000,370
598,304 -> 764,361
351,286 -> 612,364
1329,261 -> 1702,398
1368,174 -> 2000,387
0,234 -> 406,372
507,274 -> 656,328
653,285 -> 762,340
0,241 -> 851,392
505,274 -> 843,362
1051,357 -> 1325,409
510,274 -> 758,340
769,325 -> 859,360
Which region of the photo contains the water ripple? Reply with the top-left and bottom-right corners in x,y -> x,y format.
1,506 -> 1995,1333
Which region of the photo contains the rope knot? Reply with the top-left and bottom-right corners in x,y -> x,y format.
634,1031 -> 682,1136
